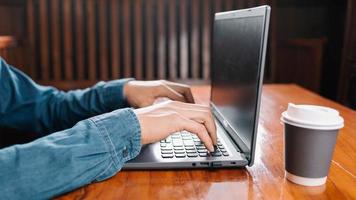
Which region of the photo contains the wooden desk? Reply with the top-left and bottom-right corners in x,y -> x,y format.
58,84 -> 356,200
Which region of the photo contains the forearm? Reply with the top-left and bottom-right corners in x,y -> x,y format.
0,108 -> 141,200
35,78 -> 134,133
0,57 -> 134,134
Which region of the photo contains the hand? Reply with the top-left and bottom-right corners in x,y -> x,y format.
124,80 -> 195,108
134,100 -> 217,152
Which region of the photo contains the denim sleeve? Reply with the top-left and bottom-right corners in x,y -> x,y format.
0,57 -> 133,135
0,108 -> 141,200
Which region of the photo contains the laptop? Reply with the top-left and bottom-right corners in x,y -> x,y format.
124,5 -> 271,169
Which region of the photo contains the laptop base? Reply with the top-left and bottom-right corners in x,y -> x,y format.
123,122 -> 248,170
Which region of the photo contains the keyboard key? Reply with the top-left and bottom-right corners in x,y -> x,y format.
199,153 -> 208,157
219,148 -> 227,152
187,153 -> 198,157
161,150 -> 173,154
181,130 -> 189,134
160,131 -> 227,159
161,146 -> 173,151
196,146 -> 207,150
181,133 -> 191,137
183,141 -> 194,146
174,150 -> 185,154
162,154 -> 174,158
173,142 -> 183,147
197,149 -> 208,153
175,154 -> 186,158
186,149 -> 197,153
211,152 -> 222,157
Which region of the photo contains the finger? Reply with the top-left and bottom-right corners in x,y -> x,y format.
170,101 -> 217,144
169,100 -> 210,111
163,81 -> 195,103
176,114 -> 214,152
157,84 -> 186,102
167,106 -> 217,145
193,97 -> 209,106
153,97 -> 170,104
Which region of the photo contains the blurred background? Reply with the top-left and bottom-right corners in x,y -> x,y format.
0,0 -> 355,109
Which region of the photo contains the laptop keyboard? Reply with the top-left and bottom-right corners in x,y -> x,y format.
160,131 -> 229,158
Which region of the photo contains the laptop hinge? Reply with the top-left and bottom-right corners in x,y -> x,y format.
211,103 -> 251,161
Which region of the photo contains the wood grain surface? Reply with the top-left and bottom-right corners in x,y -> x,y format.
57,84 -> 356,200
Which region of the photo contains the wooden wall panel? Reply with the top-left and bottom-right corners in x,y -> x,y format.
51,0 -> 62,80
144,0 -> 154,80
26,0 -> 36,76
191,0 -> 200,79
63,0 -> 73,80
86,0 -> 97,81
179,0 -> 188,79
122,0 -> 131,78
25,0 -> 270,89
38,0 -> 49,81
75,0 -> 85,80
168,0 -> 177,80
98,0 -> 109,80
134,0 -> 143,79
157,0 -> 165,79
110,0 -> 120,79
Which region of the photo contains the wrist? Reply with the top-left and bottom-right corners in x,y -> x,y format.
122,79 -> 135,106
133,109 -> 146,145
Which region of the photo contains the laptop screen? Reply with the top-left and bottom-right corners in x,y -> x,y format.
211,14 -> 265,153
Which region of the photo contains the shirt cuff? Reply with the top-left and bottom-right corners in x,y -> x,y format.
89,108 -> 141,180
100,78 -> 135,110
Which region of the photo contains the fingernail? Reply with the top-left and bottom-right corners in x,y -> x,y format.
209,145 -> 214,152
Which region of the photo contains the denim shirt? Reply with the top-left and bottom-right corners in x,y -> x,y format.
0,58 -> 142,199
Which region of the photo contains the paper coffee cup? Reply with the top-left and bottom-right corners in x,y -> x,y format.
281,103 -> 344,186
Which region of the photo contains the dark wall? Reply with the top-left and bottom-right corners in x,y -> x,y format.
0,0 -> 350,105
275,0 -> 347,100
0,0 -> 26,38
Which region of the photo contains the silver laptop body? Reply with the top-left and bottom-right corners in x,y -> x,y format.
124,5 -> 271,169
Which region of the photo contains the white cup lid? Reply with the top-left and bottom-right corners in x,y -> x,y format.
281,103 -> 344,130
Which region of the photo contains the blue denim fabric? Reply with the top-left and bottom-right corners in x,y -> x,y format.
0,58 -> 142,199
